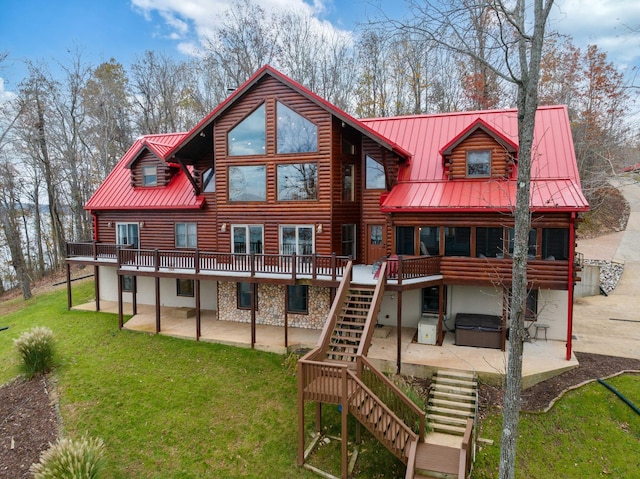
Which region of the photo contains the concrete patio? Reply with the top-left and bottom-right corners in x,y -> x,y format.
73,300 -> 577,388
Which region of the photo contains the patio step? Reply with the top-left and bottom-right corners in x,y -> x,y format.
427,369 -> 478,437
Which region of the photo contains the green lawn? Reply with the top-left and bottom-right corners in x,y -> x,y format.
0,281 -> 402,478
2,281 -> 638,478
473,374 -> 640,478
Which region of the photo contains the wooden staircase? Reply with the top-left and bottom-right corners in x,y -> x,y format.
326,286 -> 375,363
298,260 -> 475,479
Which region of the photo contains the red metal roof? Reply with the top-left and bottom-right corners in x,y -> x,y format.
362,106 -> 589,212
85,133 -> 206,211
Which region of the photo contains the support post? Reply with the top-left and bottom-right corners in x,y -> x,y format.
66,263 -> 72,310
132,276 -> 138,316
94,265 -> 100,311
396,290 -> 403,375
195,279 -> 201,340
155,277 -> 161,333
251,282 -> 257,348
117,274 -> 123,329
297,362 -> 305,466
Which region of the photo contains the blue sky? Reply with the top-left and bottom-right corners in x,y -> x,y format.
1,0 -> 639,95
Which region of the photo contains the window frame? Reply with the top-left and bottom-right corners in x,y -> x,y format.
276,162 -> 318,201
466,150 -> 491,178
365,155 -> 386,189
232,225 -> 264,254
176,279 -> 194,297
142,165 -> 158,186
444,227 -> 471,256
228,103 -> 266,156
228,164 -> 267,202
476,227 -> 504,258
121,275 -> 134,292
237,282 -> 255,310
542,228 -> 569,260
116,222 -> 140,248
286,284 -> 308,314
276,101 -> 318,154
342,224 -> 356,259
175,222 -> 197,249
342,164 -> 355,202
202,167 -> 215,193
280,225 -> 314,255
422,286 -> 447,314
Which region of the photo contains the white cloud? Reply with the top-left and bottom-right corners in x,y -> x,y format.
130,0 -> 349,56
0,78 -> 16,104
553,0 -> 640,68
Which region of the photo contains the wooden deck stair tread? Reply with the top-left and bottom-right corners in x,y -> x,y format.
415,442 -> 460,476
428,405 -> 475,417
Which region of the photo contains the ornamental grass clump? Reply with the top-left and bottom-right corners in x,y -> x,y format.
30,436 -> 105,479
14,326 -> 56,378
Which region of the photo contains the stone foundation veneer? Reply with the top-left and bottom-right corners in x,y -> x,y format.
217,282 -> 330,329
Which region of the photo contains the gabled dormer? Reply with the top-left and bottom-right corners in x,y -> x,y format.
127,145 -> 179,188
440,118 -> 517,180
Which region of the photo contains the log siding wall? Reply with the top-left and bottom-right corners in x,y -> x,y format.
444,130 -> 514,179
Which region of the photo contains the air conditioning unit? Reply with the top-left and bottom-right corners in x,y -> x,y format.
418,314 -> 439,345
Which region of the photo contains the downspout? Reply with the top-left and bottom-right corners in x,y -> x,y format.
566,212 -> 576,360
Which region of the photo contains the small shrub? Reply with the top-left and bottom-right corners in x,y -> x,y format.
14,326 -> 56,378
30,436 -> 105,479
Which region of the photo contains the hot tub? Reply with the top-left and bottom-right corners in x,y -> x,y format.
455,313 -> 503,349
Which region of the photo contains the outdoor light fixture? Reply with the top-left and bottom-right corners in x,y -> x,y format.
316,224 -> 323,234
139,221 -> 145,228
221,223 -> 227,232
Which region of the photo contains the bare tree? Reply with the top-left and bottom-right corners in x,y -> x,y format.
82,58 -> 133,181
17,63 -> 67,269
390,1 -> 555,477
0,159 -> 32,299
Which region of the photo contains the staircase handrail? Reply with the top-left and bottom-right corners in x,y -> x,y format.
316,260 -> 354,354
357,356 -> 426,440
404,440 -> 418,479
356,261 -> 387,358
346,369 -> 418,464
460,418 -> 474,478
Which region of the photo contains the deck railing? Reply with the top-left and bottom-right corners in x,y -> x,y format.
66,241 -> 130,260
112,246 -> 351,279
66,242 -> 444,282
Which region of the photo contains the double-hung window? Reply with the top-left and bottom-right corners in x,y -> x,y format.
175,222 -> 197,248
142,165 -> 157,186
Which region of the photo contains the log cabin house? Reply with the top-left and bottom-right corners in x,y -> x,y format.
66,64 -> 588,368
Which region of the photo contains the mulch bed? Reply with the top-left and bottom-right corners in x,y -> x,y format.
1,352 -> 639,477
0,376 -> 58,479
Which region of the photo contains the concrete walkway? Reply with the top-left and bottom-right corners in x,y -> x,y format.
574,177 -> 640,360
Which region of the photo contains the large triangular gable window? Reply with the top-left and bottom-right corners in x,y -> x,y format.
228,104 -> 266,156
276,102 -> 318,154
